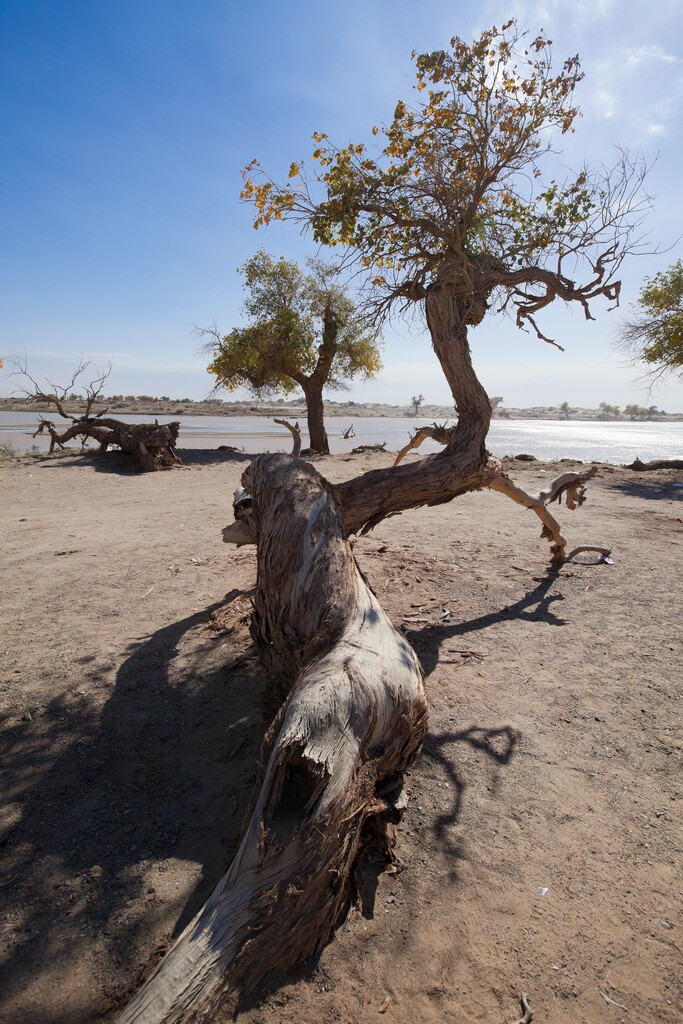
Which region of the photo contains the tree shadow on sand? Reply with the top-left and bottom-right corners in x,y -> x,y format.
0,595 -> 266,1024
32,446 -> 254,475
605,476 -> 683,502
0,575 -> 544,1022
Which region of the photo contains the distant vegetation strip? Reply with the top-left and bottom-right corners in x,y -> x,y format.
1,396 -> 681,422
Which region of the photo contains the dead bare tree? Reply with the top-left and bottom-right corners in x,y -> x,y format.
7,356 -> 182,472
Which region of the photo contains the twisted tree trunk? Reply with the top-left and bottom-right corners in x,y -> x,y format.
117,456 -> 426,1024
117,279 -> 607,1022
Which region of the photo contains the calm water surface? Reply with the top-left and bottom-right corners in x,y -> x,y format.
1,411 -> 682,464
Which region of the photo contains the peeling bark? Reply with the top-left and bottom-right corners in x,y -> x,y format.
117,456 -> 426,1024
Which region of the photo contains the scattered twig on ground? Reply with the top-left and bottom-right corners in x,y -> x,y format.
600,991 -> 628,1010
445,648 -> 486,666
512,991 -> 533,1024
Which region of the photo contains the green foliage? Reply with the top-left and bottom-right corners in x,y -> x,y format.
620,261 -> 683,375
241,20 -> 646,340
206,251 -> 382,397
624,403 -> 661,420
598,402 -> 620,420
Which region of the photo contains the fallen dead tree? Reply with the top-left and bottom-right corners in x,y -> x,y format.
623,457 -> 683,471
8,358 -> 182,471
33,417 -> 181,472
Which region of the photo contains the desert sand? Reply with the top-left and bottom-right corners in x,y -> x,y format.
0,445 -> 681,1024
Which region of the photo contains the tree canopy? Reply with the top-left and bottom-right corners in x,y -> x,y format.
242,20 -> 649,348
203,251 -> 382,453
205,251 -> 381,398
618,260 -> 683,377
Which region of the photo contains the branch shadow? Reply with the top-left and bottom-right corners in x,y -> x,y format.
408,568 -> 566,678
605,477 -> 683,502
256,721 -> 519,1011
0,596 -> 266,1024
420,725 -> 518,873
176,448 -> 254,467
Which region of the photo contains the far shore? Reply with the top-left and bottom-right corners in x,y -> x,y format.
1,396 -> 682,422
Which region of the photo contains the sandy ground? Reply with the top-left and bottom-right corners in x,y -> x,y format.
0,445 -> 681,1024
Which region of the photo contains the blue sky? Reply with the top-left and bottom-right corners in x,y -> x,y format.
1,0 -> 682,410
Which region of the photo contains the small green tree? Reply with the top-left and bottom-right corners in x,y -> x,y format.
559,401 -> 572,419
618,260 -> 683,377
598,402 -> 620,420
489,395 -> 504,414
202,251 -> 382,454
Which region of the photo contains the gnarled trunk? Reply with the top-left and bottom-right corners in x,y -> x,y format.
424,278 -> 492,458
117,455 -> 426,1024
335,281 -> 496,534
117,279 -> 607,1021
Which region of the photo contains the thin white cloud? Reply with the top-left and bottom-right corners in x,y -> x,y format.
594,89 -> 617,119
625,45 -> 677,66
506,0 -> 615,28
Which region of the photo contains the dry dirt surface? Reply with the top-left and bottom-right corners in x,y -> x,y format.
0,446 -> 681,1024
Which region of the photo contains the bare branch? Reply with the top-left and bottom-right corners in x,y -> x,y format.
393,423 -> 453,466
273,418 -> 302,457
6,354 -> 112,422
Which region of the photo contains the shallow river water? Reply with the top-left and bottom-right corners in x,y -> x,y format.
1,411 -> 682,465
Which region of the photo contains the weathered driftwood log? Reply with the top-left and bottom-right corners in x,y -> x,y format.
34,417 -> 181,472
350,442 -> 387,454
117,455 -> 427,1023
